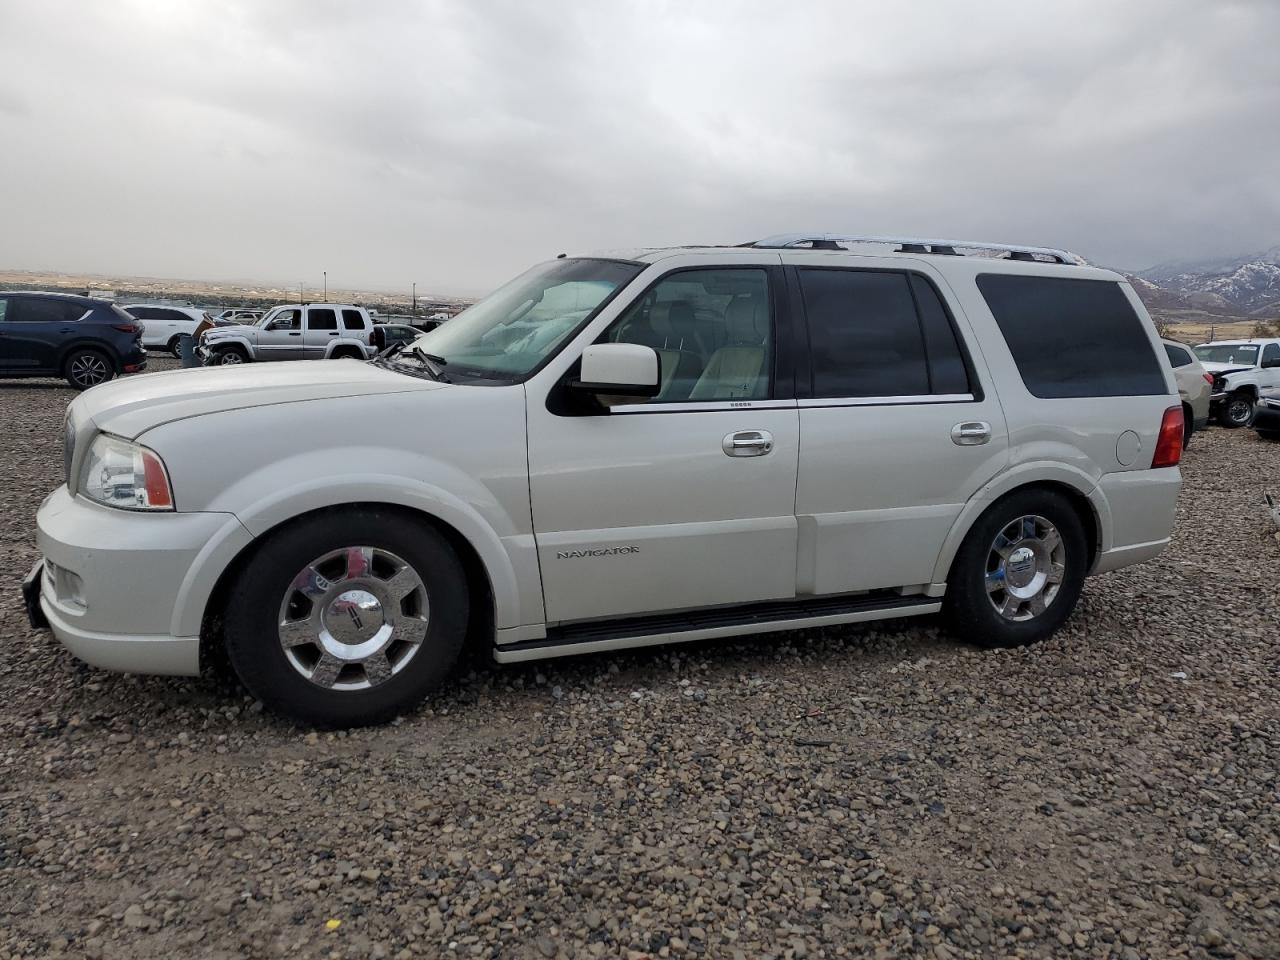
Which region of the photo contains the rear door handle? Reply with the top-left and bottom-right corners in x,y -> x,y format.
723,430 -> 774,457
951,421 -> 991,446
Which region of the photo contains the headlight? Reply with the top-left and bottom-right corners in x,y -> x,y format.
80,434 -> 174,511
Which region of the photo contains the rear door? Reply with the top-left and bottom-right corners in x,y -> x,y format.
303,307 -> 339,357
341,309 -> 370,352
0,297 -> 86,372
789,258 -> 1009,594
1262,342 -> 1280,392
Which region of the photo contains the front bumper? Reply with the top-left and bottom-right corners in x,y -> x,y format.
31,486 -> 251,676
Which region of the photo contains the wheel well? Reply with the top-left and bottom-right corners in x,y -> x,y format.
1233,384 -> 1258,398
956,481 -> 1100,574
199,502 -> 495,674
330,346 -> 364,360
59,343 -> 115,374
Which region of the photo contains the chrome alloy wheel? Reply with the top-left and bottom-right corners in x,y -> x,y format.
984,515 -> 1066,622
70,354 -> 110,386
1225,396 -> 1253,426
278,546 -> 429,691
218,350 -> 244,365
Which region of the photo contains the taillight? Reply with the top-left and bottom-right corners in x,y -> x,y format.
112,322 -> 140,333
1152,405 -> 1183,468
1202,373 -> 1214,386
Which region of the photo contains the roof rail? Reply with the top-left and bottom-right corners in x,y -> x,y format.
751,233 -> 1087,266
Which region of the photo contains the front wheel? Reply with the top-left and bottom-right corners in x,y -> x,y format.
944,489 -> 1088,649
223,509 -> 469,727
1221,392 -> 1254,428
214,345 -> 249,365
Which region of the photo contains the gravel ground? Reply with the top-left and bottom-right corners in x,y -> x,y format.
2,357 -> 1278,960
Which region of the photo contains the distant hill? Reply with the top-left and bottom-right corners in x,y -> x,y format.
1136,246 -> 1280,317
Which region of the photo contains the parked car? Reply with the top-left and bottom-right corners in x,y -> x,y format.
1162,339 -> 1212,446
1251,393 -> 1280,440
26,233 -> 1183,727
197,303 -> 374,364
214,308 -> 264,325
126,304 -> 217,357
370,323 -> 424,353
1191,339 -> 1280,427
0,291 -> 146,389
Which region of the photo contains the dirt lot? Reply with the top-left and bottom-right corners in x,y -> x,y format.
2,358 -> 1278,960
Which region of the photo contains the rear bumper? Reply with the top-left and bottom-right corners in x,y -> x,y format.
1088,466 -> 1180,575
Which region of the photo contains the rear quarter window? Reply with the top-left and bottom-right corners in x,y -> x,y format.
1164,343 -> 1192,367
341,309 -> 366,330
977,274 -> 1166,399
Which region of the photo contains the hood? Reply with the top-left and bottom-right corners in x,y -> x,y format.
1199,362 -> 1252,376
203,322 -> 258,340
73,361 -> 442,440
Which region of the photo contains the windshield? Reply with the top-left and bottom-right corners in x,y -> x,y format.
407,258 -> 643,380
1194,344 -> 1258,365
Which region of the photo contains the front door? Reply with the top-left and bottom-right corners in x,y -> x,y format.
256,308 -> 306,360
527,263 -> 801,624
787,259 -> 1010,595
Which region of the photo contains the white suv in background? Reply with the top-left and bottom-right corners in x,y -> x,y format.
27,234 -> 1184,727
125,304 -> 216,357
197,303 -> 374,364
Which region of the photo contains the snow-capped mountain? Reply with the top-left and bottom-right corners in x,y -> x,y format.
1138,246 -> 1280,315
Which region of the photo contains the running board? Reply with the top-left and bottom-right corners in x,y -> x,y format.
493,592 -> 941,664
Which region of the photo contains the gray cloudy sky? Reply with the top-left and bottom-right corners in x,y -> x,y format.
1,0 -> 1277,295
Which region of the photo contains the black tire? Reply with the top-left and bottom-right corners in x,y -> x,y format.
167,335 -> 184,359
222,508 -> 469,727
63,348 -> 116,390
329,347 -> 363,360
214,345 -> 249,366
944,488 -> 1088,649
1220,392 -> 1254,428
1182,407 -> 1193,449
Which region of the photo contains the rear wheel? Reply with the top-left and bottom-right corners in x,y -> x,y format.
1182,406 -> 1193,448
64,349 -> 115,390
944,489 -> 1088,649
329,347 -> 364,360
223,509 -> 469,727
1221,392 -> 1254,428
167,335 -> 184,359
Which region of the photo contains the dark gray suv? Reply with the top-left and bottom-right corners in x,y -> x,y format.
0,292 -> 147,389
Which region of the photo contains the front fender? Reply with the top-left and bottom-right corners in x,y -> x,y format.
206,335 -> 257,360
928,460 -> 1104,586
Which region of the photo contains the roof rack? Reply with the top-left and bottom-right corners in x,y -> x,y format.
750,233 -> 1087,266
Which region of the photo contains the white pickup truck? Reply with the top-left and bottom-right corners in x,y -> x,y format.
1192,338 -> 1280,426
198,303 -> 375,365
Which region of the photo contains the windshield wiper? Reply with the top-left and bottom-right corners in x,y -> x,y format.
409,345 -> 451,381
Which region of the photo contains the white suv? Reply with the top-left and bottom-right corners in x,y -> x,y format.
26,234 -> 1184,726
197,303 -> 374,364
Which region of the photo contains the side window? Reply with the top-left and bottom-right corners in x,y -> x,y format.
8,298 -> 85,323
602,268 -> 772,402
798,269 -> 928,398
269,309 -> 301,330
0,298 -> 7,322
911,274 -> 972,395
129,307 -> 155,320
1263,343 -> 1280,367
977,275 -> 1166,399
1164,343 -> 1191,367
341,309 -> 366,330
308,308 -> 338,331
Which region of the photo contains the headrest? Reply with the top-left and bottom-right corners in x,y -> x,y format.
725,296 -> 767,342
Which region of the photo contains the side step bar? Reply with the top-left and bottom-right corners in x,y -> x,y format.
493,591 -> 941,664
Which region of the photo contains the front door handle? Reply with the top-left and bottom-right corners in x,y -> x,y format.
951,421 -> 992,446
723,430 -> 774,457
288,331 -> 301,336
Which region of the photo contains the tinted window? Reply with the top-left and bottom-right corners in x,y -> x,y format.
268,309 -> 301,330
911,274 -> 971,394
1263,343 -> 1280,366
341,309 -> 366,330
128,306 -> 156,320
799,269 -> 928,398
1164,343 -> 1191,367
309,308 -> 337,331
977,275 -> 1166,398
0,298 -> 7,322
7,298 -> 86,323
604,268 -> 772,402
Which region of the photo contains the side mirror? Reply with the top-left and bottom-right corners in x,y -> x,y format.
571,343 -> 660,401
